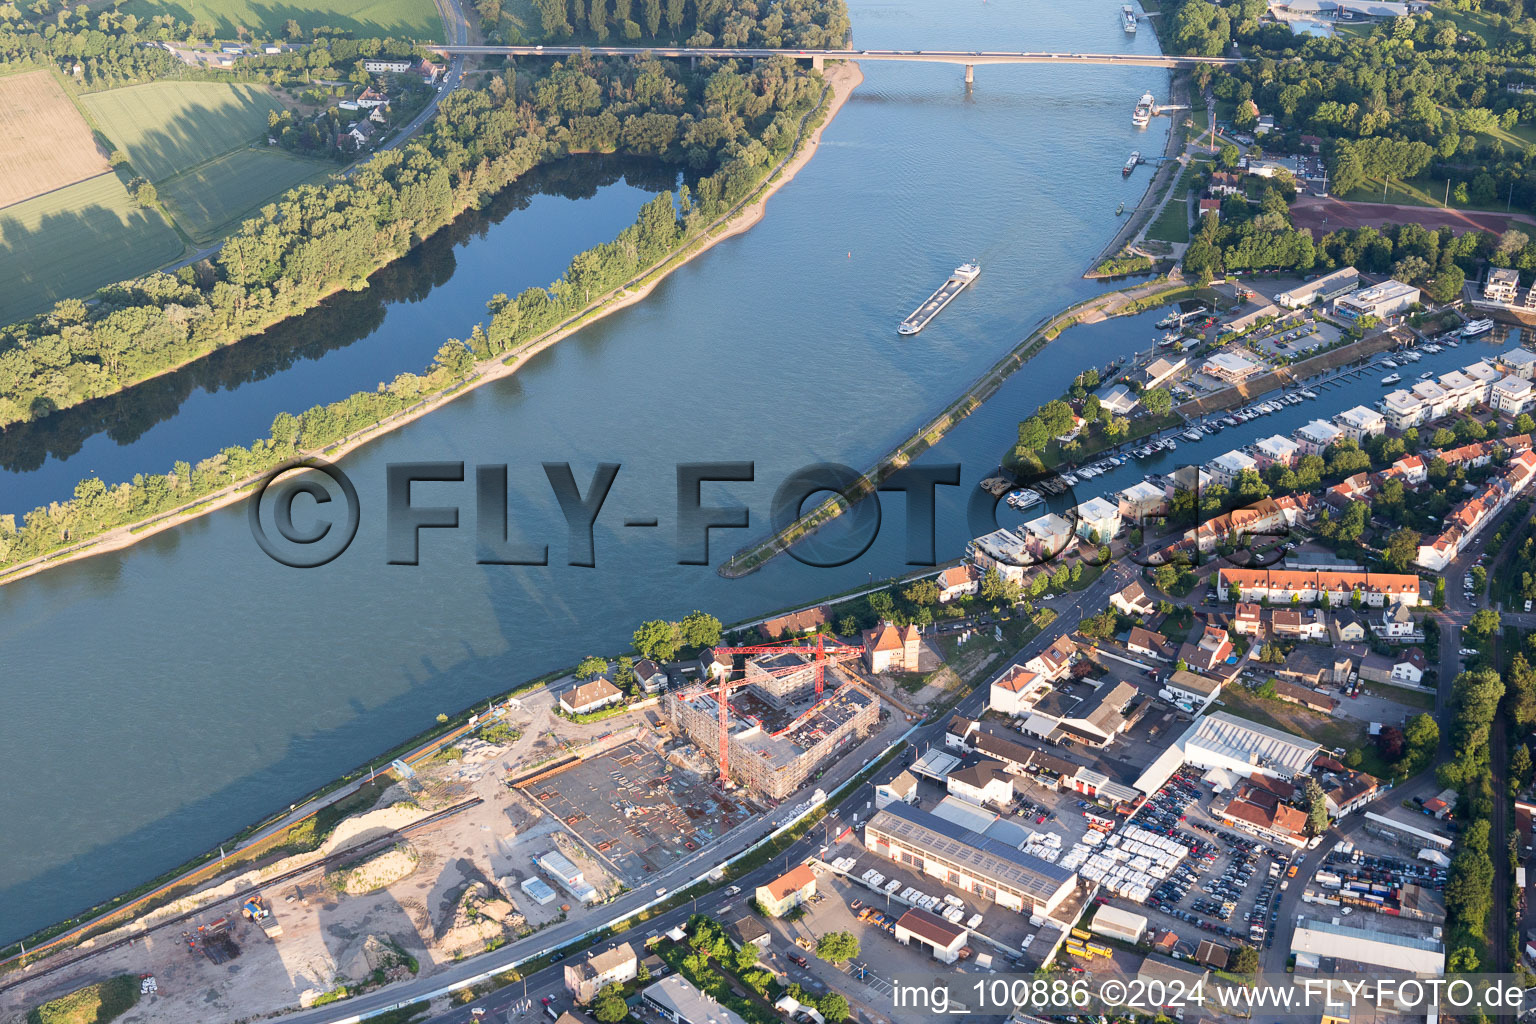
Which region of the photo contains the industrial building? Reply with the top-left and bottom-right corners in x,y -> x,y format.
1090,905 -> 1148,944
1134,712 -> 1320,796
1333,279 -> 1419,321
643,975 -> 752,1024
1290,917 -> 1444,975
1278,267 -> 1359,308
863,802 -> 1079,916
662,672 -> 879,800
894,907 -> 969,963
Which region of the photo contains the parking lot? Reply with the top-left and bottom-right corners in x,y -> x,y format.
1096,765 -> 1299,960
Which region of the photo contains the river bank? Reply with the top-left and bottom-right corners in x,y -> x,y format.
0,61 -> 863,594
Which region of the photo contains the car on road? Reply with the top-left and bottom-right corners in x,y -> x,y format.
1460,647 -> 1478,656
725,885 -> 741,896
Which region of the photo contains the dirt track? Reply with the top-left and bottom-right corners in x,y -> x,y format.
1291,195 -> 1536,236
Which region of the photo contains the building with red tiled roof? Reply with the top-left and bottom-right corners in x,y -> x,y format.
755,865 -> 816,916
863,620 -> 920,674
1216,568 -> 1421,608
936,564 -> 980,602
760,605 -> 830,639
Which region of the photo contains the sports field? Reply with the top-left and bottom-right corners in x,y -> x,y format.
160,148 -> 331,242
120,0 -> 442,41
0,174 -> 182,323
0,70 -> 110,210
81,82 -> 284,182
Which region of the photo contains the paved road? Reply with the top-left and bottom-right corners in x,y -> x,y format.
268,561 -> 1137,1023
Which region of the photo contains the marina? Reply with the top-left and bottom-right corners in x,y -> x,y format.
897,262 -> 982,335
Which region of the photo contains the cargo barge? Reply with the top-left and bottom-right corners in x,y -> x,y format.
898,262 -> 981,335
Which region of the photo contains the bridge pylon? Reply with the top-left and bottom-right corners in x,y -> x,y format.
964,63 -> 973,85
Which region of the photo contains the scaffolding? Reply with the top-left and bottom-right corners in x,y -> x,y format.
663,679 -> 879,800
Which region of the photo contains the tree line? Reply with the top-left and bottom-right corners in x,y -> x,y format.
0,53 -> 832,571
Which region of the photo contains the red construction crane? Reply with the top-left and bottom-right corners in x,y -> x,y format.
689,634 -> 863,786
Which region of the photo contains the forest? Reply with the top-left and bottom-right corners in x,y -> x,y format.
0,50 -> 835,571
0,49 -> 830,430
519,0 -> 851,48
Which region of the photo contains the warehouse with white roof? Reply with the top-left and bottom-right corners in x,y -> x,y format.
1291,917 -> 1444,975
1134,712 -> 1321,795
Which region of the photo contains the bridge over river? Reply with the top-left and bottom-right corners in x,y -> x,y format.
430,45 -> 1245,83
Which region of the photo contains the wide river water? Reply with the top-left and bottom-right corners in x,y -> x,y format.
0,0 -> 1182,941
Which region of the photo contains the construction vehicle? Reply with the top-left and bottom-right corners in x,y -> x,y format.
241,896 -> 270,921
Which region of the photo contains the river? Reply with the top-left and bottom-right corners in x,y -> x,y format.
0,0 -> 1173,942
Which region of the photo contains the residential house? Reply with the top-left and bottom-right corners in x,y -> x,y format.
947,759 -> 1016,809
1330,609 -> 1366,643
633,659 -> 668,693
1358,648 -> 1427,685
1486,267 -> 1521,302
346,120 -> 376,146
1021,513 -> 1076,559
418,58 -> 444,83
1128,626 -> 1177,662
1111,581 -> 1156,617
1179,624 -> 1234,674
936,564 -> 980,602
864,621 -> 921,674
363,57 -> 413,73
1160,669 -> 1224,713
1217,784 -> 1309,848
357,86 -> 389,107
989,665 -> 1044,716
1207,170 -> 1244,196
561,677 -> 624,715
875,770 -> 919,808
1319,767 -> 1380,818
1253,434 -> 1300,470
1491,374 -> 1535,415
1372,602 -> 1417,641
1025,635 -> 1079,682
1117,480 -> 1169,521
724,916 -> 771,951
565,943 -> 639,1004
755,864 -> 816,917
1333,405 -> 1386,443
1294,419 -> 1343,457
967,528 -> 1032,583
760,605 -> 829,638
704,647 -> 732,680
1232,602 -> 1264,636
1501,347 -> 1536,379
1198,198 -> 1222,221
1207,449 -> 1260,488
1216,568 -> 1422,608
1075,497 -> 1121,543
1270,608 -> 1327,642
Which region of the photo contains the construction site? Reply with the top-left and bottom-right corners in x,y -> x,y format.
662,642 -> 883,801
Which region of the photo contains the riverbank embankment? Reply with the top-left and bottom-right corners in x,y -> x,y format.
0,62 -> 863,595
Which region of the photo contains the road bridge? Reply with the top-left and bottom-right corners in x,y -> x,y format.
430,45 -> 1244,84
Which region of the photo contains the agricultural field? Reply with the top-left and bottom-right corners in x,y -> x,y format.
81,81 -> 285,182
0,70 -> 110,210
0,174 -> 182,323
120,0 -> 443,42
160,148 -> 332,242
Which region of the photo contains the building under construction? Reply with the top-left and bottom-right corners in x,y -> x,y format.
664,654 -> 880,800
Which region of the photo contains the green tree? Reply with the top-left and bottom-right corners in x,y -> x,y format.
903,578 -> 940,607
575,655 -> 609,679
1384,528 -> 1420,571
633,619 -> 680,661
1229,945 -> 1260,973
1468,608 -> 1501,641
816,931 -> 859,962
733,942 -> 759,973
594,984 -> 628,1023
1303,777 -> 1330,836
819,994 -> 850,1023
